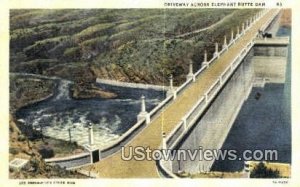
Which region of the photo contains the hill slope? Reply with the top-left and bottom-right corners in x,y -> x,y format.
10,9 -> 259,85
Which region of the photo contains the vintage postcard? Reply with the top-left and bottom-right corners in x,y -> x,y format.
1,0 -> 299,186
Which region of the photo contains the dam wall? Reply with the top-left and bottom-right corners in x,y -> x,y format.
253,37 -> 289,85
170,50 -> 255,174
168,38 -> 289,174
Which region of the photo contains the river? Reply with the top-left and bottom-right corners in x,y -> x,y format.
16,80 -> 165,148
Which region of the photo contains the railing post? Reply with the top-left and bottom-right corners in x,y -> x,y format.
161,132 -> 173,173
222,35 -> 228,50
230,29 -> 234,43
84,123 -> 100,163
167,74 -> 177,99
183,119 -> 187,130
137,95 -> 150,124
186,60 -> 195,81
88,123 -> 94,147
246,19 -> 249,28
236,26 -> 240,39
231,62 -> 234,71
162,132 -> 167,150
202,50 -> 208,67
213,42 -> 219,58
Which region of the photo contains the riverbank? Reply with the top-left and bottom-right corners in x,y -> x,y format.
71,83 -> 117,99
9,114 -> 88,179
9,74 -> 89,178
9,74 -> 96,157
9,74 -> 55,113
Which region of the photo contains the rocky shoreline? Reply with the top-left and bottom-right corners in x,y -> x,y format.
8,75 -> 100,179
71,84 -> 117,100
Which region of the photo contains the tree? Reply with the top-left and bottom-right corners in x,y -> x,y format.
250,162 -> 281,178
38,147 -> 55,159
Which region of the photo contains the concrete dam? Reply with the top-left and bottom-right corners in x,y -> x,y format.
169,37 -> 289,174
44,9 -> 289,178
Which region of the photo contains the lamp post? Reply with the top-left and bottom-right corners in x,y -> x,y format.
68,125 -> 76,143
39,122 -> 44,142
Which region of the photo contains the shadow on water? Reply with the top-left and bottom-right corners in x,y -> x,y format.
211,26 -> 291,172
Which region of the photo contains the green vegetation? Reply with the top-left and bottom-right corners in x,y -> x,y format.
9,156 -> 88,179
10,9 -> 259,85
250,162 -> 281,178
9,74 -> 55,112
9,147 -> 20,155
74,23 -> 115,42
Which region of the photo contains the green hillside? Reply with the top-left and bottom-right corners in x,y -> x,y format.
10,9 -> 259,86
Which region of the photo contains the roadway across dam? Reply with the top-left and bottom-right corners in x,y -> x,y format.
44,9 -> 286,178
76,9 -> 282,178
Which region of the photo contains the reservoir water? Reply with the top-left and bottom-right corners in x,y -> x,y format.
211,25 -> 291,172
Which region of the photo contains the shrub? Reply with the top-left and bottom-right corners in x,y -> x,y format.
9,147 -> 20,155
38,147 -> 55,159
17,134 -> 26,142
29,157 -> 40,173
250,162 -> 281,178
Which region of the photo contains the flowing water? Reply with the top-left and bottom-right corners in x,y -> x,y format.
16,80 -> 165,148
